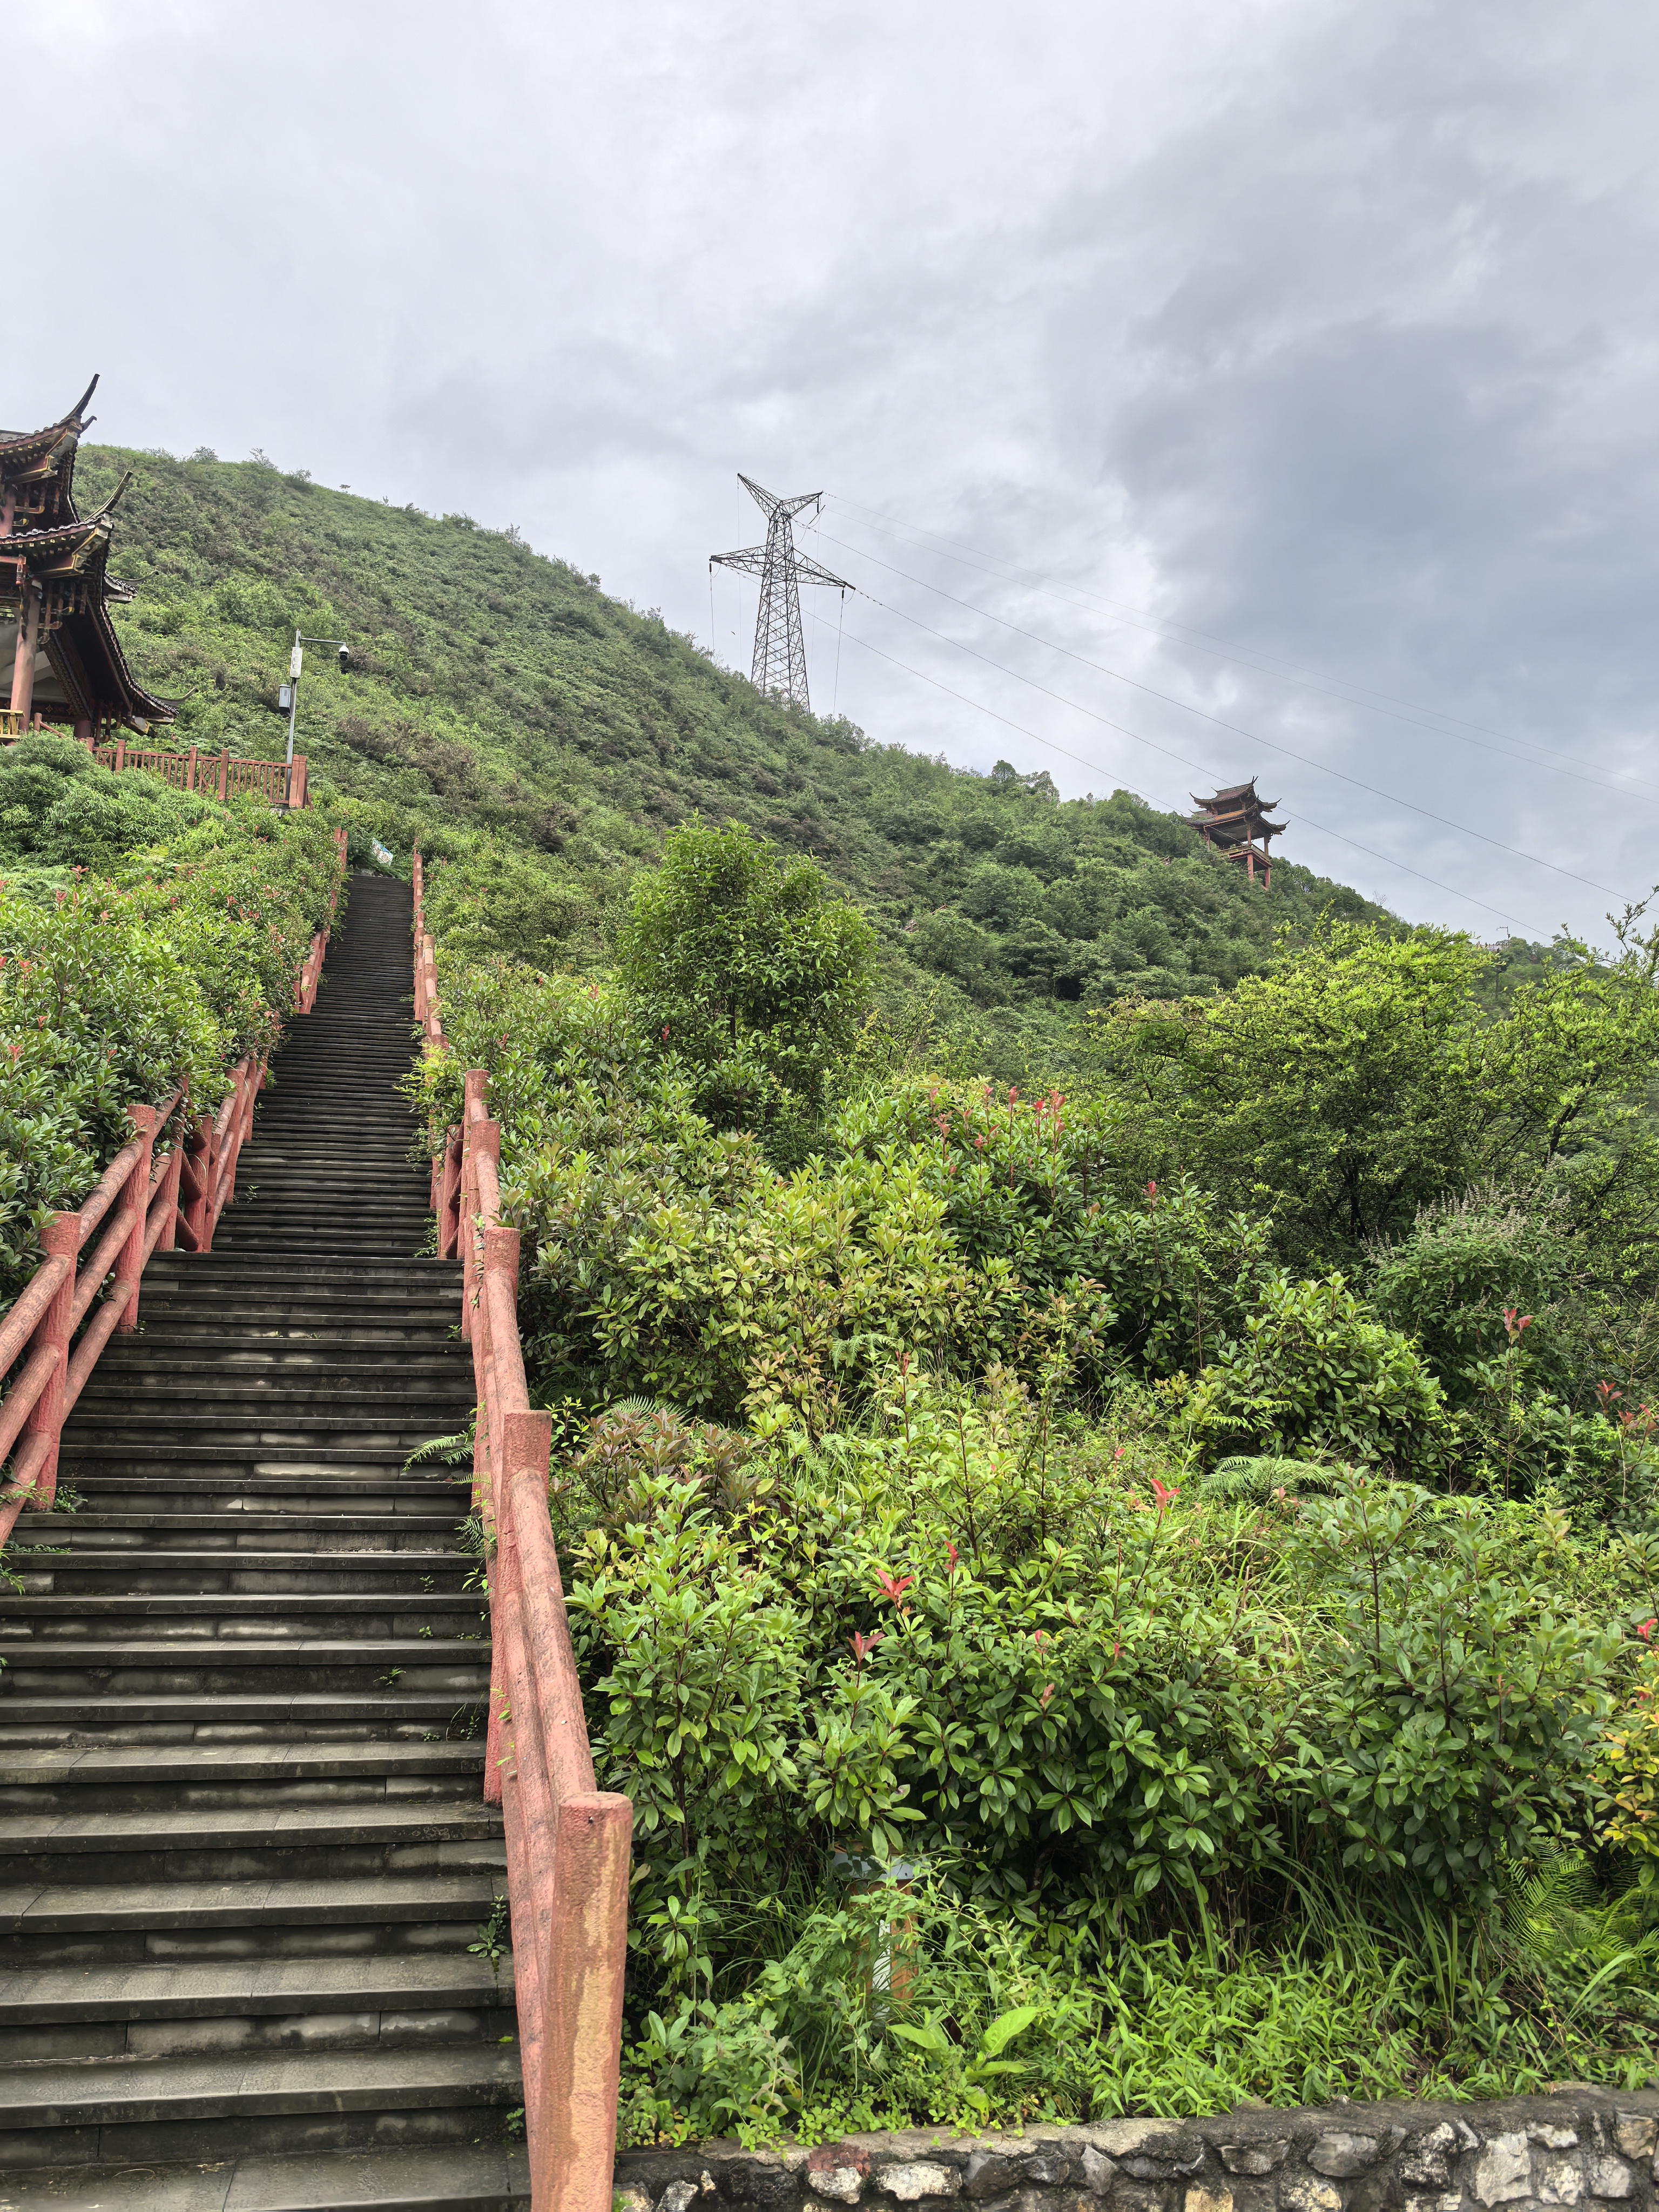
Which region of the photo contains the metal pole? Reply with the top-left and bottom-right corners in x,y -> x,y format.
285,632 -> 302,768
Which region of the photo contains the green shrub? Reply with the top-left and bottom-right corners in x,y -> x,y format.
0,799 -> 342,1318
1186,1272 -> 1448,1472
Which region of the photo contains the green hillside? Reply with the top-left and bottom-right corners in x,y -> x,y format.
77,445 -> 1394,1068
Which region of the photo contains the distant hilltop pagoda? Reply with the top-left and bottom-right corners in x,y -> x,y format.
1186,777 -> 1284,889
1,376 -> 173,739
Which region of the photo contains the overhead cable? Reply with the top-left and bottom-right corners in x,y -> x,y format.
801,604 -> 1528,934
804,522 -> 1630,905
824,494 -> 1659,807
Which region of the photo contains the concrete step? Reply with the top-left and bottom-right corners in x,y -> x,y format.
0,1739 -> 484,1809
9,1516 -> 466,1552
0,1641 -> 490,1698
0,2041 -> 521,2166
0,1795 -> 506,1885
0,1595 -> 489,1638
60,1424 -> 472,1454
0,2139 -> 529,2210
0,1873 -> 500,1958
4,1553 -> 476,1595
0,1947 -> 512,2031
0,1692 -> 484,1751
51,1475 -> 469,1507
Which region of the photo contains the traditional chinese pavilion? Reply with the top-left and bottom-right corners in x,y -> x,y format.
1,376 -> 173,738
1186,778 -> 1284,888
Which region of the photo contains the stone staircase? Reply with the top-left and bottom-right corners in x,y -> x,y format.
0,875 -> 527,2208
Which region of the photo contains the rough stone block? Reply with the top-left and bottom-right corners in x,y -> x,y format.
1186,2186 -> 1234,2212
1534,2153 -> 1584,2206
1531,2133 -> 1580,2153
1473,2134 -> 1533,2206
1220,2144 -> 1290,2179
810,2172 -> 867,2204
1278,2179 -> 1343,2212
1080,2150 -> 1118,2195
1613,2121 -> 1656,2163
1309,2137 -> 1385,2179
1400,2126 -> 1460,2188
1125,2142 -> 1205,2181
1113,2183 -> 1171,2212
876,2165 -> 960,2203
657,2187 -> 699,2212
1583,2157 -> 1635,2202
966,2157 -> 1025,2200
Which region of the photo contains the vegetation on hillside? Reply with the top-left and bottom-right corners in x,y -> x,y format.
0,731 -> 343,1312
14,441 -> 1659,2136
414,818 -> 1659,2140
78,443 -> 1401,1072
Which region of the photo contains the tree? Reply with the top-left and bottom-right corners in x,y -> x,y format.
616,820 -> 876,1146
1090,916 -> 1659,1264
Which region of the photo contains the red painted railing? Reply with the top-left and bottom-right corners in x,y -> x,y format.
0,826 -> 347,1536
411,849 -> 632,2212
91,743 -> 307,810
1,727 -> 307,809
0,1055 -> 263,1540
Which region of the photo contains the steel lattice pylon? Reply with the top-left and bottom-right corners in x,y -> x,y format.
710,475 -> 851,712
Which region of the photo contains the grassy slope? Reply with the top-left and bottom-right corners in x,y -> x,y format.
80,445 -> 1398,1068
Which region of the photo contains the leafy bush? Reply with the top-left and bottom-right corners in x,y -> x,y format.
0,791 -> 342,1317
0,729 -> 221,869
1185,1272 -> 1448,1472
1368,1181 -> 1585,1404
615,818 -> 878,1155
563,1396 -> 1659,2138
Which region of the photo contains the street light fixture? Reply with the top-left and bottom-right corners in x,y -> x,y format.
281,629 -> 351,773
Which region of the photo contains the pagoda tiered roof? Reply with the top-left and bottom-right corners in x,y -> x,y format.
2,376 -> 173,735
1186,776 -> 1284,887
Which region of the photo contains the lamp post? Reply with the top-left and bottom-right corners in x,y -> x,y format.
281,630 -> 350,773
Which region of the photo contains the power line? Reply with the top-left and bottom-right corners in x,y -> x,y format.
825,493 -> 1659,807
802,603 -> 1528,934
805,522 -> 1630,905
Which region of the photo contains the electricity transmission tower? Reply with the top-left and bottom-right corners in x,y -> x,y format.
710,475 -> 851,712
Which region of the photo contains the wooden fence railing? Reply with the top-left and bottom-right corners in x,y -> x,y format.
0,825 -> 347,1540
410,848 -> 631,2212
2,725 -> 307,808
0,1055 -> 262,1541
90,744 -> 305,809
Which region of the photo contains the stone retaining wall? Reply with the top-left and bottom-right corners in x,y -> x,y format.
615,2089 -> 1659,2212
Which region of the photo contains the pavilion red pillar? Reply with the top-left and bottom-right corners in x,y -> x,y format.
9,581 -> 38,721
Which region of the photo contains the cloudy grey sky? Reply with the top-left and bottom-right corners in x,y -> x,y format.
19,0 -> 1659,942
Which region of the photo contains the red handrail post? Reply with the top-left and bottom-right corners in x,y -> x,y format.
184,1112 -> 214,1254
156,1121 -> 185,1253
438,1124 -> 462,1260
459,1074 -> 490,1346
21,1213 -> 77,1509
113,1104 -> 157,1333
537,1793 -> 634,2209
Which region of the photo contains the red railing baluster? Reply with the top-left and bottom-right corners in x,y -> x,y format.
16,1214 -> 76,1513
112,1104 -> 157,1334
